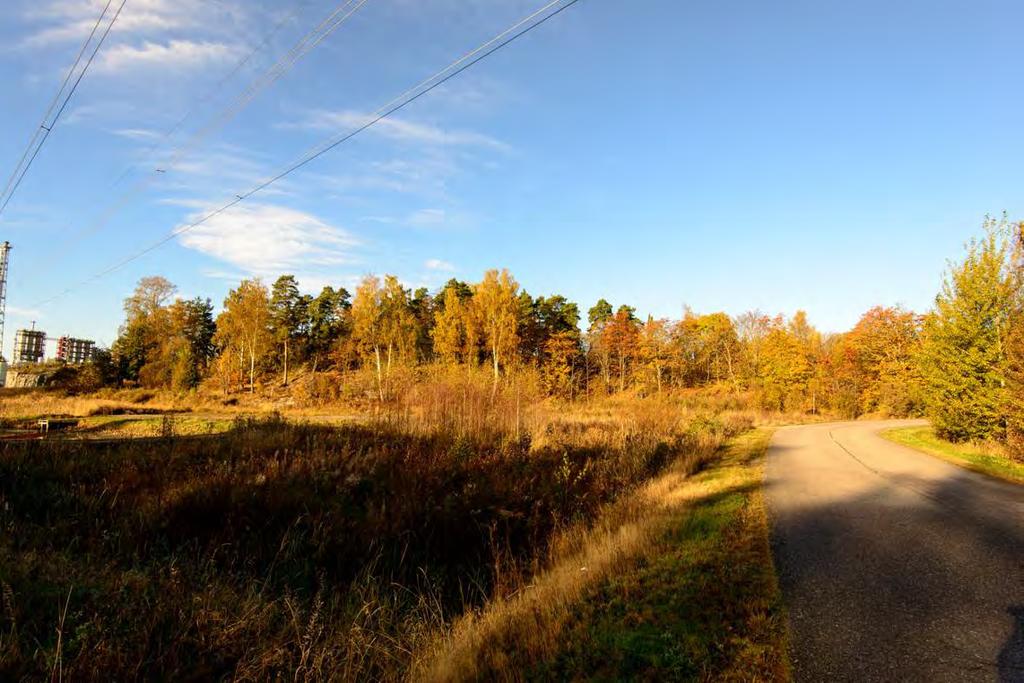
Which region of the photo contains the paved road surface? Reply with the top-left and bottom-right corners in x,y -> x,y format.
766,420 -> 1024,682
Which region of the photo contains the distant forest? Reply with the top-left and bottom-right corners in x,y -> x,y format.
73,215 -> 1022,457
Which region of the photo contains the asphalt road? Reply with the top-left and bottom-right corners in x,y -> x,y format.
766,420 -> 1024,682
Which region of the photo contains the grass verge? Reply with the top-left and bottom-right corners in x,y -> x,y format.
881,426 -> 1024,485
416,428 -> 789,682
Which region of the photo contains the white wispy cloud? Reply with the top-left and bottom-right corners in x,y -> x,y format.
95,40 -> 238,73
113,127 -> 161,140
20,0 -> 243,47
21,12 -> 182,48
151,143 -> 297,200
304,154 -> 458,202
177,203 -> 360,275
429,75 -> 519,115
157,197 -> 210,209
408,208 -> 446,227
425,258 -> 455,272
286,109 -> 511,152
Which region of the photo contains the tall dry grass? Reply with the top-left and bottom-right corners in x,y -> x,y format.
411,405 -> 753,681
0,372 -> 755,680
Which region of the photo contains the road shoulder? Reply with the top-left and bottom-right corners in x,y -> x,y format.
531,428 -> 791,681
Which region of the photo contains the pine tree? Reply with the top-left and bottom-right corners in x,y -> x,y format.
921,218 -> 1014,441
270,275 -> 307,386
307,286 -> 350,369
586,299 -> 614,392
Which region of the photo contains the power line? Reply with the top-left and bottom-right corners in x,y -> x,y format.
0,0 -> 114,204
0,0 -> 127,219
35,0 -> 369,273
34,0 -> 583,306
109,0 -> 310,189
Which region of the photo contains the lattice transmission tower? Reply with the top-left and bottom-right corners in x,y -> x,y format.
0,242 -> 12,362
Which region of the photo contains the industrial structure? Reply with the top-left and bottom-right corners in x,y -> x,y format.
0,241 -> 9,380
56,336 -> 96,364
13,327 -> 45,364
0,244 -> 102,378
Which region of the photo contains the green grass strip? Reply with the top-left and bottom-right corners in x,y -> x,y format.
881,426 -> 1024,485
531,428 -> 790,682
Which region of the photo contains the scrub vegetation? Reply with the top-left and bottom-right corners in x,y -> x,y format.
0,381 -> 766,680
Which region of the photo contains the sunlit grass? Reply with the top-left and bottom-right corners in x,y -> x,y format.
415,428 -> 789,682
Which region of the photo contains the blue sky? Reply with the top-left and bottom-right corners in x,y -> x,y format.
0,0 -> 1020,352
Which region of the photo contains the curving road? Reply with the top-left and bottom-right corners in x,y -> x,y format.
766,420 -> 1024,682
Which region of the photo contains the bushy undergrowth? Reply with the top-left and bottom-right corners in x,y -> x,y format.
0,383 -> 752,680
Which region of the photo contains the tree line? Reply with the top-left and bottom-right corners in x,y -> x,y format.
106,270 -> 918,412
104,215 -> 1024,455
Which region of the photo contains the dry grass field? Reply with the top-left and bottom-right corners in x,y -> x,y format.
0,374 -> 791,681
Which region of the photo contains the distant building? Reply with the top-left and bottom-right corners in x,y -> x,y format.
56,336 -> 96,364
13,329 -> 45,364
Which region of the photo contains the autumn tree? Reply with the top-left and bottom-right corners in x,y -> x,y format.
351,275 -> 416,400
734,310 -> 774,389
670,310 -> 702,387
431,279 -> 476,365
111,277 -> 212,391
700,313 -> 740,384
112,276 -> 177,384
216,279 -> 273,393
605,305 -> 640,392
638,316 -> 670,393
432,286 -> 472,364
1005,221 -> 1024,457
535,295 -> 582,394
922,219 -> 1015,441
472,269 -> 519,390
587,299 -> 614,392
381,276 -> 418,365
758,322 -> 812,412
543,330 -> 582,398
829,306 -> 923,417
820,333 -> 861,417
788,311 -> 822,413
670,311 -> 740,388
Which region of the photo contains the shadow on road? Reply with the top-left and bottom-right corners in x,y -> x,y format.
1001,606 -> 1024,683
768,447 -> 1024,682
